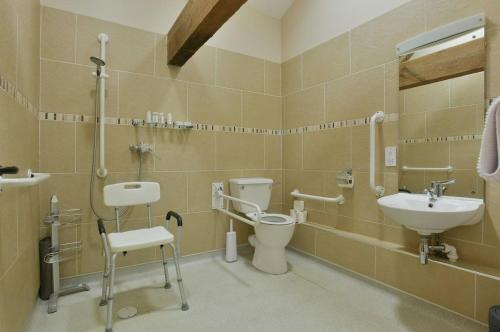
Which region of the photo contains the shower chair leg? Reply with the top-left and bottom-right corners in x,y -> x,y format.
105,254 -> 117,332
169,243 -> 189,311
160,245 -> 171,289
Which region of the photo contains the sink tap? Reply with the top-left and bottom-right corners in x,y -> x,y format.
424,179 -> 455,207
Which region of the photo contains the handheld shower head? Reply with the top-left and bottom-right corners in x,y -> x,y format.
90,56 -> 106,76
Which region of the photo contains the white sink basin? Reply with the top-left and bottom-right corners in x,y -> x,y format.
377,193 -> 484,235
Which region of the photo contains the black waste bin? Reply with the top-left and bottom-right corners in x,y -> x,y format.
39,236 -> 53,300
490,306 -> 500,332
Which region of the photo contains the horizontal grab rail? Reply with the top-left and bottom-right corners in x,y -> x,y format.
291,189 -> 345,204
402,166 -> 453,172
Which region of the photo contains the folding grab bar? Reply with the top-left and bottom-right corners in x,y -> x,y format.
213,188 -> 262,226
291,189 -> 344,204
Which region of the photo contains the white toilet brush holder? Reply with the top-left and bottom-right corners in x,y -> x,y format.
225,219 -> 238,263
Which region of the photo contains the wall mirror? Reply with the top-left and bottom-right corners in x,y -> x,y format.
397,15 -> 485,198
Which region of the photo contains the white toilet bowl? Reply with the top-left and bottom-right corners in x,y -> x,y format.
247,213 -> 295,274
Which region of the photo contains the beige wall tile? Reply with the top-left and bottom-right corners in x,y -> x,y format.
215,133 -> 265,170
41,7 -> 76,62
289,224 -> 316,255
179,212 -> 216,255
375,248 -> 475,317
400,141 -> 449,168
316,228 -> 376,277
403,79 -> 450,113
216,49 -> 265,92
39,121 -> 75,173
155,35 -> 215,85
283,134 -> 302,170
155,131 -> 215,171
0,0 -> 18,83
426,106 -> 477,137
302,33 -> 350,88
106,125 -> 154,173
187,170 -> 241,213
450,140 -> 481,170
118,72 -> 187,120
303,128 -> 351,171
353,172 -> 383,223
17,0 -> 40,105
400,113 -> 426,139
242,92 -> 281,129
188,84 -> 241,126
425,0 -> 500,29
75,123 -> 93,173
484,182 -> 500,247
265,135 -> 282,170
76,15 -> 155,74
326,66 -> 384,121
282,56 -> 302,95
385,61 -> 400,115
450,72 -> 485,107
284,85 -> 324,128
476,276 -> 500,323
350,0 -> 425,72
0,191 -> 18,277
41,60 -> 118,116
265,61 -> 281,96
147,171 -> 187,215
488,26 -> 500,53
487,50 -> 500,98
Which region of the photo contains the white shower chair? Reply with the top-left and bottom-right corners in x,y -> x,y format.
97,182 -> 189,332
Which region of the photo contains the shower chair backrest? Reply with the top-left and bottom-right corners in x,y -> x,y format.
103,182 -> 160,232
103,182 -> 160,207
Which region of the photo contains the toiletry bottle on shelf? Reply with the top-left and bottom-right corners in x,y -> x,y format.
159,112 -> 165,125
146,111 -> 152,124
152,112 -> 159,124
167,113 -> 173,127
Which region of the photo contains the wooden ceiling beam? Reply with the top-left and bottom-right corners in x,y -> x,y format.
167,0 -> 247,66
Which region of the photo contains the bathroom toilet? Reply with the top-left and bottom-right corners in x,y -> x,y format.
229,178 -> 296,274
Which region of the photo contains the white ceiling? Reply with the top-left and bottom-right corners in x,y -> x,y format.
246,0 -> 295,19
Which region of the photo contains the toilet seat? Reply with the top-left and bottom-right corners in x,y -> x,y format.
246,212 -> 295,225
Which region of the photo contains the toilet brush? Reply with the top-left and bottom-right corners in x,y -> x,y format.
225,219 -> 238,263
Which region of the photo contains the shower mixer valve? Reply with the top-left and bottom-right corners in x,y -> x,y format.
129,142 -> 160,158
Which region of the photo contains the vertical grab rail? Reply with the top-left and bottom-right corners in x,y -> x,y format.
96,33 -> 109,178
370,111 -> 385,197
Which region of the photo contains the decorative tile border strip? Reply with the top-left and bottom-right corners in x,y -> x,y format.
282,112 -> 399,135
38,111 -> 400,136
400,134 -> 483,144
0,73 -> 39,117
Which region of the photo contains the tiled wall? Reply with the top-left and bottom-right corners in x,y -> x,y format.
285,0 -> 500,325
39,7 -> 282,278
0,0 -> 41,331
400,72 -> 484,198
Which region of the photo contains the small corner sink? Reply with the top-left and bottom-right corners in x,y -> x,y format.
377,193 -> 484,235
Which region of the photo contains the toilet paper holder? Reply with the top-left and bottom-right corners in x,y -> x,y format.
337,168 -> 354,188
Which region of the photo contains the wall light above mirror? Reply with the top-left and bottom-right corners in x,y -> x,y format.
396,14 -> 486,199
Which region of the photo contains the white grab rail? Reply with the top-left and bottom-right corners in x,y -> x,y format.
96,33 -> 109,178
214,190 -> 262,226
402,166 -> 454,173
291,189 -> 344,204
370,111 -> 385,197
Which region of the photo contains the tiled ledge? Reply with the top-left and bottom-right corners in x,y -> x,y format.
0,73 -> 39,117
301,221 -> 500,282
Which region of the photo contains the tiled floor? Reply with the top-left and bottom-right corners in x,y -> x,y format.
27,249 -> 486,332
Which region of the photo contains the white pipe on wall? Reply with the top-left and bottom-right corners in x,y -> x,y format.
96,33 -> 109,178
370,111 -> 385,197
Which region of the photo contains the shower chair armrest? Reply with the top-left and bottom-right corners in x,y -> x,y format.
165,211 -> 184,255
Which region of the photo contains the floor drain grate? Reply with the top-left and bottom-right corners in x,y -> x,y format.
117,306 -> 138,319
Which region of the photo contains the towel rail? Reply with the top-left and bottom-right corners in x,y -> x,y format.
402,166 -> 453,172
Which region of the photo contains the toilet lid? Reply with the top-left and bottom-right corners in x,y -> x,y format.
246,212 -> 295,225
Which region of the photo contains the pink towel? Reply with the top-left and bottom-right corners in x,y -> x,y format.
477,97 -> 500,182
